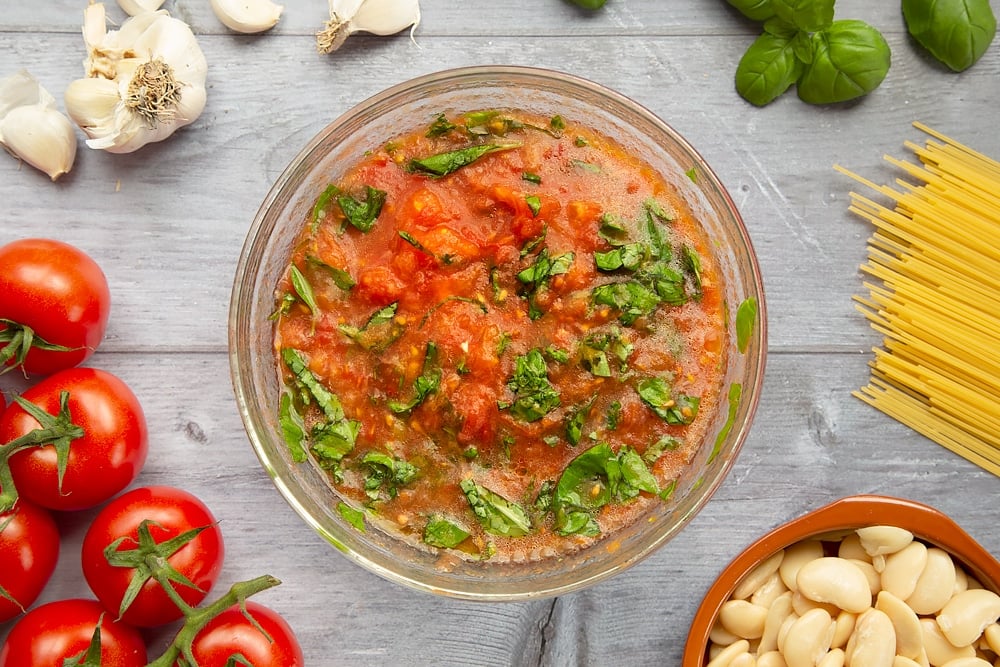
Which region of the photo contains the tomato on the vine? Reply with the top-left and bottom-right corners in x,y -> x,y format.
0,367 -> 148,511
82,485 -> 225,628
0,499 -> 60,623
185,601 -> 304,667
0,238 -> 111,376
0,598 -> 147,667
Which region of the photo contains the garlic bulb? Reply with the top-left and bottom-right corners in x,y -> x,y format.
211,0 -> 284,34
0,70 -> 77,181
317,0 -> 421,54
117,0 -> 166,16
64,2 -> 208,154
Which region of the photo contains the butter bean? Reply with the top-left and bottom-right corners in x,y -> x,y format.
707,639 -> 750,667
937,658 -> 992,667
779,540 -> 825,593
730,653 -> 757,667
845,608 -> 896,667
876,590 -> 923,660
956,567 -> 970,596
792,591 -> 842,618
839,533 -> 872,562
734,550 -> 786,601
777,612 -> 800,656
752,572 -> 791,609
711,620 -> 742,646
781,608 -> 834,667
920,618 -> 976,666
893,658 -> 924,667
983,623 -> 1000,654
882,541 -> 929,601
937,589 -> 1000,648
720,599 -> 769,640
759,591 -> 794,655
907,549 -> 958,615
857,525 -> 914,558
756,651 -> 787,667
831,611 -> 857,650
848,558 -> 882,596
818,648 -> 845,667
796,557 -> 873,614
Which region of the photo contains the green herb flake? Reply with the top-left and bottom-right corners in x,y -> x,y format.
685,166 -> 698,182
312,184 -> 340,227
549,115 -> 566,132
736,297 -> 758,354
423,516 -> 470,548
426,113 -> 457,138
337,503 -> 366,532
502,348 -> 561,422
570,159 -> 601,174
408,143 -> 521,177
306,255 -> 355,291
289,265 -> 317,316
711,383 -> 743,464
361,451 -> 418,501
388,343 -> 442,414
637,377 -> 700,425
460,478 -> 532,537
525,195 -> 542,217
278,391 -> 307,463
574,136 -> 589,147
522,171 -> 542,185
337,185 -> 387,232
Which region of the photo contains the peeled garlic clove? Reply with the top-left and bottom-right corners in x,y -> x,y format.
211,0 -> 284,33
0,70 -> 77,181
117,0 -> 166,16
317,0 -> 421,53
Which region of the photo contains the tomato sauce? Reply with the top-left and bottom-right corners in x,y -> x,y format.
273,110 -> 727,563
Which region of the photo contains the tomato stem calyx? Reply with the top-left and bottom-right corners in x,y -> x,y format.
146,574 -> 282,667
0,391 -> 85,513
0,319 -> 78,376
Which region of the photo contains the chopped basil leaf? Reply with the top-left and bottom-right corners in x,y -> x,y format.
289,265 -> 317,316
571,159 -> 601,174
338,502 -> 366,532
361,451 -> 418,501
592,281 -> 660,325
337,186 -> 387,232
710,383 -> 742,464
519,227 -> 548,257
598,214 -> 628,247
549,115 -> 566,132
637,377 -> 700,425
736,297 -> 758,354
460,479 -> 532,537
503,348 -> 561,422
565,398 -> 595,445
644,198 -> 675,224
388,343 -> 442,413
306,255 -> 355,291
683,245 -> 703,296
408,143 -> 520,177
463,446 -> 479,459
278,391 -> 307,463
522,171 -> 542,184
574,136 -> 589,147
339,302 -> 405,352
685,166 -> 698,182
516,248 -> 574,319
659,479 -> 678,501
605,400 -> 622,430
398,230 -> 431,255
638,262 -> 687,306
579,345 -> 611,378
281,348 -> 344,422
594,242 -> 647,272
544,345 -> 569,363
424,516 -> 470,548
644,435 -> 681,464
525,195 -> 542,217
312,184 -> 340,227
426,113 -> 457,138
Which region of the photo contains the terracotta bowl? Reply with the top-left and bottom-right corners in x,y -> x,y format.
683,494 -> 1000,665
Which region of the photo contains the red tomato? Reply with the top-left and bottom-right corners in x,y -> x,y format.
82,485 -> 225,628
184,601 -> 304,667
0,238 -> 111,376
0,598 -> 147,667
0,367 -> 148,511
0,499 -> 60,622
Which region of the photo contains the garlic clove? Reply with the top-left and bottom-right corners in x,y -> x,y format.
117,0 -> 166,16
210,0 -> 284,34
317,0 -> 420,53
0,105 -> 78,181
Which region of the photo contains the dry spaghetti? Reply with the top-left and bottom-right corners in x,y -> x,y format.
835,122 -> 1000,477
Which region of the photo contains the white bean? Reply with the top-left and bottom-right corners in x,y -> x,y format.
780,608 -> 834,667
882,541 -> 929,601
893,657 -> 924,667
792,591 -> 841,618
937,589 -> 1000,648
857,525 -> 914,558
730,653 -> 757,667
876,590 -> 923,661
907,548 -> 958,615
779,540 -> 825,593
796,557 -> 873,614
983,623 -> 1000,654
920,617 -> 977,666
937,658 -> 992,667
759,591 -> 794,655
711,620 -> 742,646
734,550 -> 786,600
720,599 -> 769,640
707,639 -> 750,667
756,651 -> 787,667
839,533 -> 872,562
848,558 -> 882,596
752,572 -> 791,609
831,611 -> 857,650
845,608 -> 896,667
818,648 -> 845,667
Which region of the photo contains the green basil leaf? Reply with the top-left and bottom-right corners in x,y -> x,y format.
337,503 -> 366,532
408,143 -> 520,177
736,297 -> 759,354
771,0 -> 834,32
902,0 -> 997,72
361,451 -> 418,500
735,32 -> 804,107
522,171 -> 542,184
726,0 -> 777,22
337,186 -> 387,232
278,391 -> 307,463
423,516 -> 470,548
312,184 -> 340,227
306,255 -> 355,291
388,343 -> 442,414
796,20 -> 891,105
503,348 -> 561,422
525,195 -> 542,217
592,281 -> 661,326
426,113 -> 457,138
289,265 -> 317,316
460,479 -> 532,537
281,348 -> 345,422
711,383 -> 743,464
637,377 -> 701,425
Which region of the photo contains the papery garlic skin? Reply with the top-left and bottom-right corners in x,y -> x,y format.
317,0 -> 421,53
211,0 -> 284,34
65,2 -> 208,154
0,70 -> 77,181
117,0 -> 166,16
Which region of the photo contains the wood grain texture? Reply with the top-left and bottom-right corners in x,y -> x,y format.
2,1 -> 1000,665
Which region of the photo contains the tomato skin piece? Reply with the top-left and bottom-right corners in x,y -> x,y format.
82,485 -> 225,628
0,499 -> 60,623
0,367 -> 148,511
184,601 -> 304,667
0,598 -> 147,667
0,238 -> 111,376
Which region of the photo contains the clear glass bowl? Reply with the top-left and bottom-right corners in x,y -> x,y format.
228,65 -> 768,600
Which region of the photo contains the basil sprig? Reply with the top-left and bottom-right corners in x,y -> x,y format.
902,0 -> 996,72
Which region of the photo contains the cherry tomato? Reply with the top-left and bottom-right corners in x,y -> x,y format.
0,367 -> 148,511
0,238 -> 111,376
0,499 -> 60,622
82,485 -> 225,628
0,598 -> 147,667
184,601 -> 304,667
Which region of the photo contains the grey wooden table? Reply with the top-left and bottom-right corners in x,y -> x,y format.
3,1 -> 1000,665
